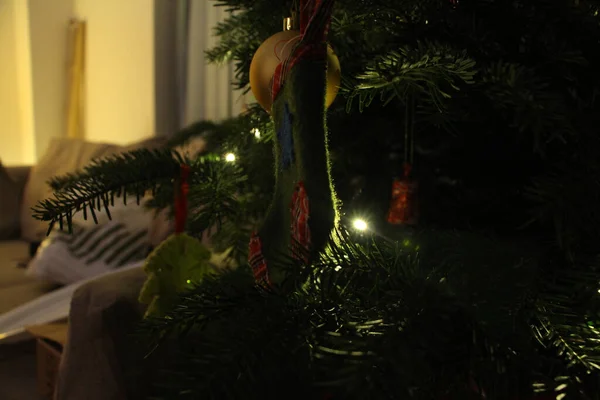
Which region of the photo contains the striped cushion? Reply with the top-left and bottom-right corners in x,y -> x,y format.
26,221 -> 150,285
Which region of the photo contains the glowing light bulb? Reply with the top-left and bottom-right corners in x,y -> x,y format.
225,153 -> 236,162
353,218 -> 368,231
253,128 -> 261,139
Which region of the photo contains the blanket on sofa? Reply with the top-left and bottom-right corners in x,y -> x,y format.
0,262 -> 143,343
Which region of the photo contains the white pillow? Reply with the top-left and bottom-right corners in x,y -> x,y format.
27,221 -> 150,285
70,197 -> 173,247
72,199 -> 153,230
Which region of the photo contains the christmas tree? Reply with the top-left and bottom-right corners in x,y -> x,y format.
33,0 -> 600,398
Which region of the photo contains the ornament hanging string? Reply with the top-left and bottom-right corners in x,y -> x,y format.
387,93 -> 419,225
273,1 -> 300,62
291,0 -> 300,26
271,0 -> 334,101
300,0 -> 333,40
300,0 -> 318,34
175,164 -> 191,234
275,34 -> 303,62
403,93 -> 415,176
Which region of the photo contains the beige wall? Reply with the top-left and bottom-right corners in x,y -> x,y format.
0,0 -> 73,165
1,0 -> 160,165
74,0 -> 155,145
28,0 -> 74,157
0,0 -> 35,165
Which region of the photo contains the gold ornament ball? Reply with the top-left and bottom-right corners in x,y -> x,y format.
249,30 -> 341,112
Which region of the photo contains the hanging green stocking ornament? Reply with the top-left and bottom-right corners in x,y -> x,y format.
248,0 -> 340,289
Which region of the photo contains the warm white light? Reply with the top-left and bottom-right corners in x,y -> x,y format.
353,218 -> 368,231
252,128 -> 261,139
225,153 -> 236,162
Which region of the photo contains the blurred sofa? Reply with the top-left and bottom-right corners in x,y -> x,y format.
0,165 -> 56,315
0,136 -> 171,317
0,135 -> 221,399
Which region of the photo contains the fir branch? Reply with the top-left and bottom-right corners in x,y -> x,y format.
166,120 -> 219,149
204,194 -> 267,264
137,229 -> 554,399
32,149 -> 183,232
307,235 -> 479,398
137,267 -> 317,400
345,42 -> 476,112
137,267 -> 256,346
167,110 -> 273,151
208,0 -> 288,90
187,157 -> 247,235
480,61 -> 575,153
532,266 -> 600,396
525,164 -> 600,255
163,113 -> 275,245
205,11 -> 266,90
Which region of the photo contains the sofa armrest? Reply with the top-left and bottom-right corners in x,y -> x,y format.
5,166 -> 31,195
55,267 -> 147,400
1,166 -> 31,240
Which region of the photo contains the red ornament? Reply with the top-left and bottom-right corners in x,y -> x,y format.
290,181 -> 311,263
248,232 -> 271,289
386,162 -> 419,225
